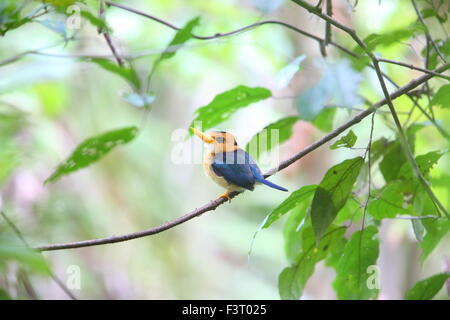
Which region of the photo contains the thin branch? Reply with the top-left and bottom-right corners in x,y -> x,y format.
105,0 -> 354,55
424,35 -> 436,119
320,0 -> 332,57
0,211 -> 77,299
98,0 -> 106,34
102,33 -> 125,66
411,0 -> 446,64
391,215 -> 439,220
378,58 -> 450,81
33,63 -> 450,252
98,1 -> 124,67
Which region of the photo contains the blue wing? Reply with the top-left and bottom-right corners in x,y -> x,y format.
211,149 -> 261,191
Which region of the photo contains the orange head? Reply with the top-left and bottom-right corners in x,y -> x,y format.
191,128 -> 238,154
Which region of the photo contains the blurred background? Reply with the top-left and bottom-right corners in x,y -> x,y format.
0,0 -> 449,299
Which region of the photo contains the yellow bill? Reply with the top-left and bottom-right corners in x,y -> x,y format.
191,128 -> 214,144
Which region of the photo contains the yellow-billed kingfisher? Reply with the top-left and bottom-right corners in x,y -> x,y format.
192,128 -> 288,201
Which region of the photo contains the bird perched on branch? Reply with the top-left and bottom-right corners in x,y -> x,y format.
192,128 -> 288,201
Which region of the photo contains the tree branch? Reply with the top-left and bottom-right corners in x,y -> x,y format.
34,63 -> 450,252
104,0 -> 353,56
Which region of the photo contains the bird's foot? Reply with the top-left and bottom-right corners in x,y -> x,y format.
219,191 -> 232,203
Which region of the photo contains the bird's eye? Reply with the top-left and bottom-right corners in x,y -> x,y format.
215,136 -> 225,143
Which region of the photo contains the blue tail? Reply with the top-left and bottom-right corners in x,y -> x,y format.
257,177 -> 288,192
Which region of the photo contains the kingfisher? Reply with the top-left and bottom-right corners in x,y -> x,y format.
191,128 -> 288,201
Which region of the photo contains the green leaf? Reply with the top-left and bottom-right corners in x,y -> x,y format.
406,122 -> 427,137
334,196 -> 361,224
43,0 -> 78,8
325,235 -> 348,269
276,55 -> 306,89
283,201 -> 312,263
362,23 -> 424,52
370,137 -> 391,163
421,219 -> 450,262
430,84 -> 450,109
45,126 -> 139,183
80,10 -> 110,32
333,225 -> 380,300
398,150 -> 444,179
149,17 -> 200,82
0,109 -> 25,138
160,17 -> 200,61
405,273 -> 450,300
0,288 -> 11,300
312,107 -> 336,132
379,141 -> 406,182
411,219 -> 425,242
246,116 -> 298,159
0,245 -> 50,275
278,267 -> 297,300
279,225 -> 345,300
0,0 -> 30,36
367,181 -> 412,219
0,141 -> 19,184
330,130 -> 357,149
263,185 -> 317,229
89,58 -> 141,90
441,39 -> 450,57
190,86 -> 272,133
421,8 -> 436,19
311,157 -> 364,240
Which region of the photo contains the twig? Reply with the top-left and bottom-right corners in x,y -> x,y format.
424,36 -> 436,119
378,58 -> 450,81
98,0 -> 124,66
33,63 -> 450,252
0,211 -> 77,299
356,110 -> 376,289
98,0 -> 106,34
391,215 -> 439,220
411,0 -> 446,64
102,33 -> 125,66
320,0 -> 332,57
105,0 -> 352,55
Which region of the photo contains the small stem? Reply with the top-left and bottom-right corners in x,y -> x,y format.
99,1 -> 124,66
412,0 -> 447,64
325,0 -> 332,45
378,58 -> 450,81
